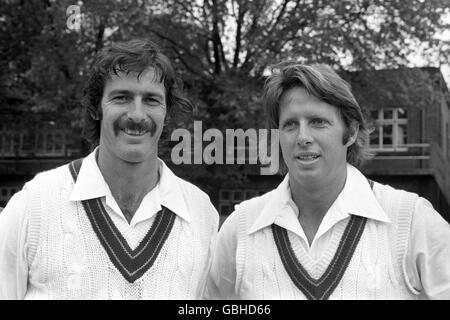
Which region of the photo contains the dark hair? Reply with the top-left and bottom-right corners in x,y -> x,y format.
82,38 -> 193,147
263,62 -> 372,168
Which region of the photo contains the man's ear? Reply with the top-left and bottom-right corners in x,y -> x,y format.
345,122 -> 359,147
88,108 -> 101,121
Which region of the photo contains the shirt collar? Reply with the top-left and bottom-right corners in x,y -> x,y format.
157,159 -> 191,223
339,164 -> 390,223
69,148 -> 107,201
248,164 -> 390,236
69,148 -> 191,224
248,174 -> 303,236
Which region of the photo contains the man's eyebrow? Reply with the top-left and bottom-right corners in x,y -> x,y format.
142,91 -> 165,99
307,112 -> 331,119
279,111 -> 334,122
280,116 -> 297,122
107,89 -> 132,96
107,89 -> 164,99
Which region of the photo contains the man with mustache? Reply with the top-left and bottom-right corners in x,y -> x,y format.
0,39 -> 219,299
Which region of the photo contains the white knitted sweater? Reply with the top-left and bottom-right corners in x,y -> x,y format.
229,182 -> 421,299
15,164 -> 218,300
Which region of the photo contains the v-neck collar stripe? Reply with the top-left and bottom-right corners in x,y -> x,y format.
133,213 -> 175,275
93,196 -> 167,259
320,216 -> 366,299
94,197 -> 131,254
69,158 -> 176,283
269,178 -> 376,299
319,215 -> 357,283
273,227 -> 316,298
88,198 -> 132,256
82,193 -> 141,277
83,195 -> 175,279
272,215 -> 367,300
277,225 -> 315,285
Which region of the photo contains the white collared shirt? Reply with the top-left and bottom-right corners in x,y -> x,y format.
69,149 -> 191,229
248,165 -> 390,261
206,164 -> 450,299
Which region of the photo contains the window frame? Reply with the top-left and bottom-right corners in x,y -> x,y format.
369,108 -> 408,152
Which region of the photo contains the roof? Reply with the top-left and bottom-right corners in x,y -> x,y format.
341,67 -> 450,109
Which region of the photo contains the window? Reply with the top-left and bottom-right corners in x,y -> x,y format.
369,108 -> 408,151
0,128 -> 16,156
0,124 -> 67,157
35,129 -> 66,156
219,189 -> 264,215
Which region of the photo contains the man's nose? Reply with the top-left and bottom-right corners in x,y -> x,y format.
297,125 -> 313,146
127,98 -> 146,122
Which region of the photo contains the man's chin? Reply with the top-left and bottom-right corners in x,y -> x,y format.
118,146 -> 157,164
289,166 -> 322,182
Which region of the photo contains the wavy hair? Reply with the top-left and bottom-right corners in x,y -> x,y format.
263,62 -> 372,168
82,39 -> 193,147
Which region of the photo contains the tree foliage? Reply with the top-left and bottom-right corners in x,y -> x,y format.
115,0 -> 449,74
2,0 -> 448,108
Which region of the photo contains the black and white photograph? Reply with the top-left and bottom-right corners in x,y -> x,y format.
0,0 -> 449,302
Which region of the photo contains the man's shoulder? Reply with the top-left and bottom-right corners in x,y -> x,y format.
219,190 -> 275,235
372,181 -> 421,218
375,182 -> 441,216
173,174 -> 211,200
170,175 -> 219,229
233,189 -> 274,216
170,174 -> 219,219
27,162 -> 73,189
373,181 -> 419,199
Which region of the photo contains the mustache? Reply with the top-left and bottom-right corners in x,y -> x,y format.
113,118 -> 158,137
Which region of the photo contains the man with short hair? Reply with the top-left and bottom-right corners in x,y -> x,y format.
0,39 -> 219,299
206,62 -> 450,299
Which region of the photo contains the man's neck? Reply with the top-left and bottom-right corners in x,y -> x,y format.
96,149 -> 160,223
289,168 -> 347,245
